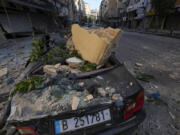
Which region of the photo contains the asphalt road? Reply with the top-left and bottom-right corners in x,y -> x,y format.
116,32 -> 180,135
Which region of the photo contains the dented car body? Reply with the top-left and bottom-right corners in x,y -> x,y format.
8,55 -> 145,135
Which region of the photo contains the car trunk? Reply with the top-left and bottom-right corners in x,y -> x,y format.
8,55 -> 144,135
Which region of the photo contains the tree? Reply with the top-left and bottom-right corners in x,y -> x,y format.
151,0 -> 176,29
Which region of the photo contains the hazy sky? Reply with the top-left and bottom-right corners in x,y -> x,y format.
84,0 -> 102,10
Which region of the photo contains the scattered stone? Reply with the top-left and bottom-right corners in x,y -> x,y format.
168,111 -> 175,120
135,63 -> 143,67
54,63 -> 61,69
76,92 -> 82,96
0,68 -> 8,78
72,24 -> 123,65
43,65 -> 57,77
84,94 -> 94,102
98,88 -> 106,97
71,96 -> 80,110
110,88 -> 116,94
105,87 -> 110,90
112,94 -> 123,101
84,89 -> 89,95
129,82 -> 133,86
57,65 -> 80,74
78,82 -> 84,87
66,57 -> 84,68
96,76 -> 104,80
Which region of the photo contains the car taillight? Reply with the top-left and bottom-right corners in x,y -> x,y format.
17,127 -> 37,135
124,91 -> 144,120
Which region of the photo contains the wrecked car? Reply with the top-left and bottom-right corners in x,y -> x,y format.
7,55 -> 145,135
6,25 -> 145,135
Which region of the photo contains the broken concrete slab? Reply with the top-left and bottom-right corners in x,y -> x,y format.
66,57 -> 84,68
84,94 -> 93,102
98,88 -> 106,97
71,24 -> 123,65
0,68 -> 8,78
71,96 -> 80,110
43,65 -> 57,77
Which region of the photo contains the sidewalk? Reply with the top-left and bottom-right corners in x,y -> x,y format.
123,28 -> 180,39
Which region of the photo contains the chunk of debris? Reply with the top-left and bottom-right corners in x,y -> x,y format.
0,68 -> 8,78
84,94 -> 93,102
71,96 -> 80,110
98,88 -> 106,97
78,82 -> 84,87
57,65 -> 80,74
66,57 -> 84,68
96,76 -> 104,80
72,24 -> 123,65
129,82 -> 133,86
84,89 -> 89,95
135,63 -> 143,67
112,94 -> 123,101
76,92 -> 82,96
43,65 -> 57,77
54,63 -> 61,69
66,37 -> 75,52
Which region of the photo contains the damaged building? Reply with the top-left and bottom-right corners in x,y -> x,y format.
0,0 -> 81,43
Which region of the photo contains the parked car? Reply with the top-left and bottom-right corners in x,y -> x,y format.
10,55 -> 145,135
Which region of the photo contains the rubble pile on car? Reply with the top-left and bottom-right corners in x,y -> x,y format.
7,24 -> 123,122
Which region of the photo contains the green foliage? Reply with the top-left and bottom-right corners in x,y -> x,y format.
29,38 -> 81,64
81,16 -> 88,23
10,76 -> 45,96
55,94 -> 63,99
151,0 -> 176,17
57,41 -> 66,50
88,16 -> 94,23
29,39 -> 44,62
69,50 -> 81,58
50,45 -> 81,59
80,62 -> 97,72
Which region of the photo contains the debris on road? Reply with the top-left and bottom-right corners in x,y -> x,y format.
71,24 -> 122,65
129,82 -> 133,86
0,68 -> 8,78
135,63 -> 143,67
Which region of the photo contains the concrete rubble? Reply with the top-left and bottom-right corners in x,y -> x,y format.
71,24 -> 123,65
71,96 -> 80,110
0,68 -> 8,78
5,26 -> 124,123
66,57 -> 84,68
84,94 -> 94,102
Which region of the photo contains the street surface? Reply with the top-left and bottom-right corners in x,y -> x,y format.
0,32 -> 180,135
116,32 -> 180,135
